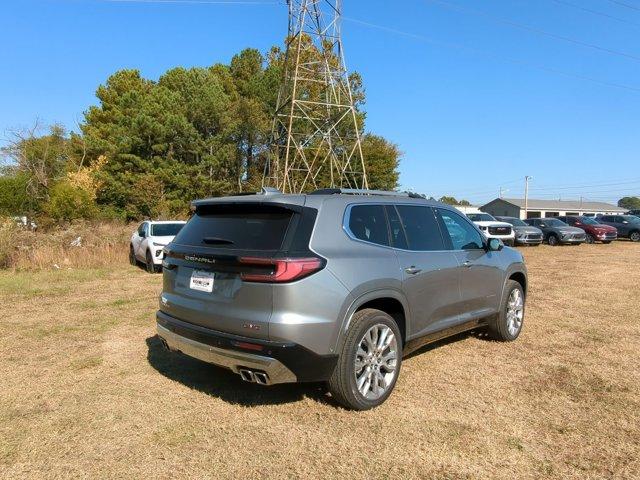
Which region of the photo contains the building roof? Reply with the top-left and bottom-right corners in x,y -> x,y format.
485,198 -> 627,212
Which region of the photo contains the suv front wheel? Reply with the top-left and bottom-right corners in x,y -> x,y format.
488,280 -> 525,341
328,309 -> 402,410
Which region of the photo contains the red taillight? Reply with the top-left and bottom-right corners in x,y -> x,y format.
239,257 -> 324,283
231,341 -> 264,351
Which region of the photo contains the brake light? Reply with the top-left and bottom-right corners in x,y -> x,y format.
239,257 -> 324,283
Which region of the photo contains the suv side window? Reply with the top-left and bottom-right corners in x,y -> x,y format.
347,205 -> 390,247
600,216 -> 612,222
435,209 -> 484,250
385,206 -> 408,250
395,205 -> 446,251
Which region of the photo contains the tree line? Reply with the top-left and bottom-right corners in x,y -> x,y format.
0,46 -> 401,222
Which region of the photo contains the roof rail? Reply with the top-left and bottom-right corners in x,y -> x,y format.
310,188 -> 426,199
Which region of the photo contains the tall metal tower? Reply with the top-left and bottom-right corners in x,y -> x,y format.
263,0 -> 368,193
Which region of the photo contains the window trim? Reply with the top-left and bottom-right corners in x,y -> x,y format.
343,203 -> 484,253
433,207 -> 487,252
342,203 -> 392,248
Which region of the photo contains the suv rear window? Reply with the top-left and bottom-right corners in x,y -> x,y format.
151,223 -> 185,236
348,205 -> 390,246
173,204 -> 294,251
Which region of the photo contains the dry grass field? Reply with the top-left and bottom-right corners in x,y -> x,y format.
0,243 -> 638,479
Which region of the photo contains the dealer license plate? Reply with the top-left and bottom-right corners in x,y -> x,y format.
190,270 -> 214,293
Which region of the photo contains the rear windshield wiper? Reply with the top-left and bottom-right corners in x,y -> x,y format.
202,237 -> 235,245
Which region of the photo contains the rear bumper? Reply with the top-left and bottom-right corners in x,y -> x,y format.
156,311 -> 337,384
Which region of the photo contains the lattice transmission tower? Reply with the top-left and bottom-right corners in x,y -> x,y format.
262,0 -> 368,193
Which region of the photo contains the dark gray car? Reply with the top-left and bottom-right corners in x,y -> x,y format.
597,215 -> 640,242
524,218 -> 586,246
495,216 -> 543,246
156,189 -> 528,410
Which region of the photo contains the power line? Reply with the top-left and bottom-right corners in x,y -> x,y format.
529,178 -> 640,191
605,0 -> 640,12
425,0 -> 640,63
344,17 -> 640,94
550,0 -> 640,27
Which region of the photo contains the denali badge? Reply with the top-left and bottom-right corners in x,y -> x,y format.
184,255 -> 217,264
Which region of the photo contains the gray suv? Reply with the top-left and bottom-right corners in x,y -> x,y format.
495,216 -> 543,246
156,189 -> 528,410
524,218 -> 586,246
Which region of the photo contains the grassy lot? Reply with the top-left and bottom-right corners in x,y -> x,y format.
1,243 -> 638,479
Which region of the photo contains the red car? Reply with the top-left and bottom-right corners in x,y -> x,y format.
556,216 -> 617,244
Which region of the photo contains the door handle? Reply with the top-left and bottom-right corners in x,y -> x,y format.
462,261 -> 473,268
405,266 -> 422,275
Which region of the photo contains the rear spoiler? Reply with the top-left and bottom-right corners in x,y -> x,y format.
190,200 -> 305,214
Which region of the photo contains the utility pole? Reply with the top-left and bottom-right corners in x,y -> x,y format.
524,176 -> 532,219
263,0 -> 368,193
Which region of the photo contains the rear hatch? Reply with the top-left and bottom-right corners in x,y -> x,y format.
160,200 -> 320,340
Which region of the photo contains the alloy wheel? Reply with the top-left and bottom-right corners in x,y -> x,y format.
631,232 -> 640,242
506,288 -> 524,337
354,324 -> 398,400
586,234 -> 595,244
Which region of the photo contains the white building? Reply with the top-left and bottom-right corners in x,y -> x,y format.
452,205 -> 481,215
480,198 -> 627,220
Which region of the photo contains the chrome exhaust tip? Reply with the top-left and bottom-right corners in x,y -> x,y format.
254,372 -> 269,385
239,369 -> 255,383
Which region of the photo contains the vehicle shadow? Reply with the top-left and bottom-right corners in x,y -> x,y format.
145,335 -> 331,407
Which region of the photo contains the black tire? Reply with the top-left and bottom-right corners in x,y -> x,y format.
129,245 -> 137,266
146,250 -> 158,273
630,231 -> 640,243
585,234 -> 595,244
487,280 -> 525,342
328,309 -> 402,411
547,234 -> 559,246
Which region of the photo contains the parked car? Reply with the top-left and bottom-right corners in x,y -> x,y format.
495,216 -> 543,246
466,213 -> 516,246
130,220 -> 186,273
524,218 -> 586,246
596,215 -> 640,242
556,215 -> 617,244
156,188 -> 528,410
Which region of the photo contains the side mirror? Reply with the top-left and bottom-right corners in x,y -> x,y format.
139,231 -> 146,238
488,238 -> 503,251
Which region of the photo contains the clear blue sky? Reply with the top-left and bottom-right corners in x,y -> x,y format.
1,0 -> 639,205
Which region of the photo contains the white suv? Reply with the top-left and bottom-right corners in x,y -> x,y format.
130,220 -> 186,273
466,213 -> 515,246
